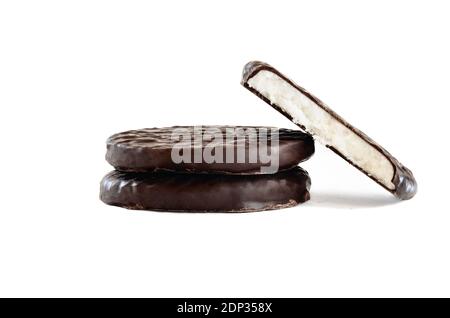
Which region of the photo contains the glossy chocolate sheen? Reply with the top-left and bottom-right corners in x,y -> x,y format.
105,126 -> 314,174
100,167 -> 311,212
241,61 -> 417,200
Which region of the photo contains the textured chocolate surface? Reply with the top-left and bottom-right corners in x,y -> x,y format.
241,61 -> 417,200
100,167 -> 311,212
106,126 -> 314,174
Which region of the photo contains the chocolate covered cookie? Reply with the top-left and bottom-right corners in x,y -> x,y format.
242,61 -> 417,200
100,167 -> 311,212
106,126 -> 314,174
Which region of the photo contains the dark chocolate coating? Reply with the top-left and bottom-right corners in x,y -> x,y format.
241,61 -> 417,200
106,126 -> 314,174
100,167 -> 311,212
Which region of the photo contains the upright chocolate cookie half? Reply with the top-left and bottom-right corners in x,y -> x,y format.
106,126 -> 314,174
100,167 -> 311,212
242,61 -> 417,200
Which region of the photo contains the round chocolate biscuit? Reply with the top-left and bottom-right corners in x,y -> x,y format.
105,126 -> 314,174
100,167 -> 311,212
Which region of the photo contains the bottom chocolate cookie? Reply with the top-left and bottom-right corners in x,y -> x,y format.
100,167 -> 311,212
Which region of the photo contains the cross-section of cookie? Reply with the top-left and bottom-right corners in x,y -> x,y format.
241,61 -> 417,200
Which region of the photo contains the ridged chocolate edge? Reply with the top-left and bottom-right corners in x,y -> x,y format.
241,61 -> 417,200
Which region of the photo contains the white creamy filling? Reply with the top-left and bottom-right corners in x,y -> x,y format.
247,71 -> 395,190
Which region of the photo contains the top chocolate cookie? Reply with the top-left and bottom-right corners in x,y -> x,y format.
105,126 -> 314,174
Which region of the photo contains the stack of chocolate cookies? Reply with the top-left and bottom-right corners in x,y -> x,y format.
101,61 -> 417,212
100,126 -> 315,212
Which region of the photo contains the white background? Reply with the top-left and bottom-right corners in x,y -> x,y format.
0,0 -> 449,297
